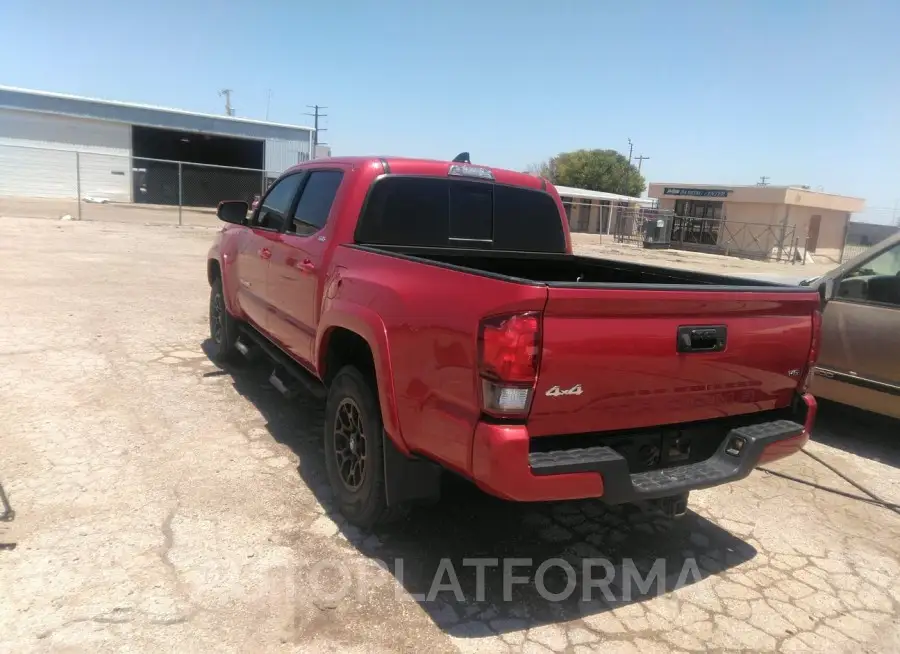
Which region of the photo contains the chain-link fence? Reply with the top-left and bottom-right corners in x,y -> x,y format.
0,144 -> 286,228
610,207 -> 674,245
554,198 -> 803,261
669,216 -> 800,262
840,243 -> 871,263
838,213 -> 900,263
562,198 -> 612,235
4,142 -> 893,269
561,198 -> 668,242
598,208 -> 804,262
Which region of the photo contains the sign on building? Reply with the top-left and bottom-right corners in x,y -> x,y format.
663,188 -> 731,198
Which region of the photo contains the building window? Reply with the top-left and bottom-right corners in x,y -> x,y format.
671,200 -> 724,246
674,200 -> 723,220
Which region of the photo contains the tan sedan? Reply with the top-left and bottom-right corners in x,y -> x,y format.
803,231 -> 900,419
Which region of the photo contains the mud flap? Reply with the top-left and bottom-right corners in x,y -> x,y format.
382,430 -> 442,507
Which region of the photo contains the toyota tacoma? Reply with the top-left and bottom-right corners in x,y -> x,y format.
207,154 -> 821,528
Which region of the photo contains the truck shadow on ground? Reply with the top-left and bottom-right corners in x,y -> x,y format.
810,400 -> 900,469
211,349 -> 756,636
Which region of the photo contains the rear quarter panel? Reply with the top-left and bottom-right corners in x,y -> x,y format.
320,246 -> 548,475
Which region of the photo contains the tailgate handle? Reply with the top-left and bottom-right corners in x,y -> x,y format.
677,325 -> 726,353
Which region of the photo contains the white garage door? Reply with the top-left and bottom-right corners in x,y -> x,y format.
0,108 -> 131,201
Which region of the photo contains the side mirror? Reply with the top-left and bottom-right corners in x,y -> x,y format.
813,276 -> 836,311
217,200 -> 248,225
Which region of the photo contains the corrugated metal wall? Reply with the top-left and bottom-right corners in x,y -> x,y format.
0,108 -> 131,200
264,138 -> 310,174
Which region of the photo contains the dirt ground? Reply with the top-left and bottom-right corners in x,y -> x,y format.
2,216 -> 900,653
0,197 -> 835,280
569,233 -> 834,280
0,197 -> 221,229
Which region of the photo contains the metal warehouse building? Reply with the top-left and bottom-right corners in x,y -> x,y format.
0,86 -> 315,207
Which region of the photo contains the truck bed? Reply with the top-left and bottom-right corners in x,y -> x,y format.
357,245 -> 792,289
348,243 -> 819,439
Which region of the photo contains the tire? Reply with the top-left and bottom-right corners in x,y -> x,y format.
208,278 -> 239,362
324,365 -> 405,529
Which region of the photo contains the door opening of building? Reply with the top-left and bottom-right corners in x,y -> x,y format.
807,215 -> 822,253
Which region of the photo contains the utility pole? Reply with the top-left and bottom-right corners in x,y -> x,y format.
621,138 -> 635,196
758,176 -> 770,186
218,89 -> 234,116
304,105 -> 328,149
634,155 -> 650,173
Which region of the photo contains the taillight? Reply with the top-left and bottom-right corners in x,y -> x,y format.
478,312 -> 541,417
800,309 -> 822,393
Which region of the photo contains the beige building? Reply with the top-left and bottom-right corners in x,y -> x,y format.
648,183 -> 865,262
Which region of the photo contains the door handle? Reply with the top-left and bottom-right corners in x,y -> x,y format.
259,248 -> 272,260
286,257 -> 316,272
676,325 -> 727,353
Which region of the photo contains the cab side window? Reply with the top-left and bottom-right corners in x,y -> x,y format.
252,174 -> 303,231
837,243 -> 900,307
289,170 -> 344,236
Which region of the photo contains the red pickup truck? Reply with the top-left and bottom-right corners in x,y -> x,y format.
207,155 -> 821,528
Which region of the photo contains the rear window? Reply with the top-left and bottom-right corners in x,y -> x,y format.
354,176 -> 567,252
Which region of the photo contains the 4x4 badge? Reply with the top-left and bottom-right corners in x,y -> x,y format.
545,384 -> 583,397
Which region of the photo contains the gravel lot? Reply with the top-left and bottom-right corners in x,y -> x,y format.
0,196 -> 840,278
569,233 -> 835,280
2,216 -> 900,653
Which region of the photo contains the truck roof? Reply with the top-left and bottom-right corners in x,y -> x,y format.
287,156 -> 548,191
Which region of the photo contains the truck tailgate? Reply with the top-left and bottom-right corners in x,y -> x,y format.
529,286 -> 820,437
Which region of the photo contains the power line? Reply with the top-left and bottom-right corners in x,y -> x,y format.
304,105 -> 328,148
218,89 -> 234,117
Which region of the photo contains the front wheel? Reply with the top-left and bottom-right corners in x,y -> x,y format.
324,365 -> 405,529
208,278 -> 239,362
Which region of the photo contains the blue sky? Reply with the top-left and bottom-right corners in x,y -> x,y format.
1,0 -> 898,220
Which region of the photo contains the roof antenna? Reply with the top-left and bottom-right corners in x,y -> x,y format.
452,152 -> 470,163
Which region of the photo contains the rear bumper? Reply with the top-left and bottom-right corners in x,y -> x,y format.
471,393 -> 816,503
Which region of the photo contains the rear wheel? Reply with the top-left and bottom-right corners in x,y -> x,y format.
324,365 -> 405,529
208,278 -> 239,362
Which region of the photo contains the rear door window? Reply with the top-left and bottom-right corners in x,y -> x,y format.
290,170 -> 344,236
355,177 -> 566,252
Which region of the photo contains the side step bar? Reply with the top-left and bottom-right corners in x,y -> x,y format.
236,325 -> 326,400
